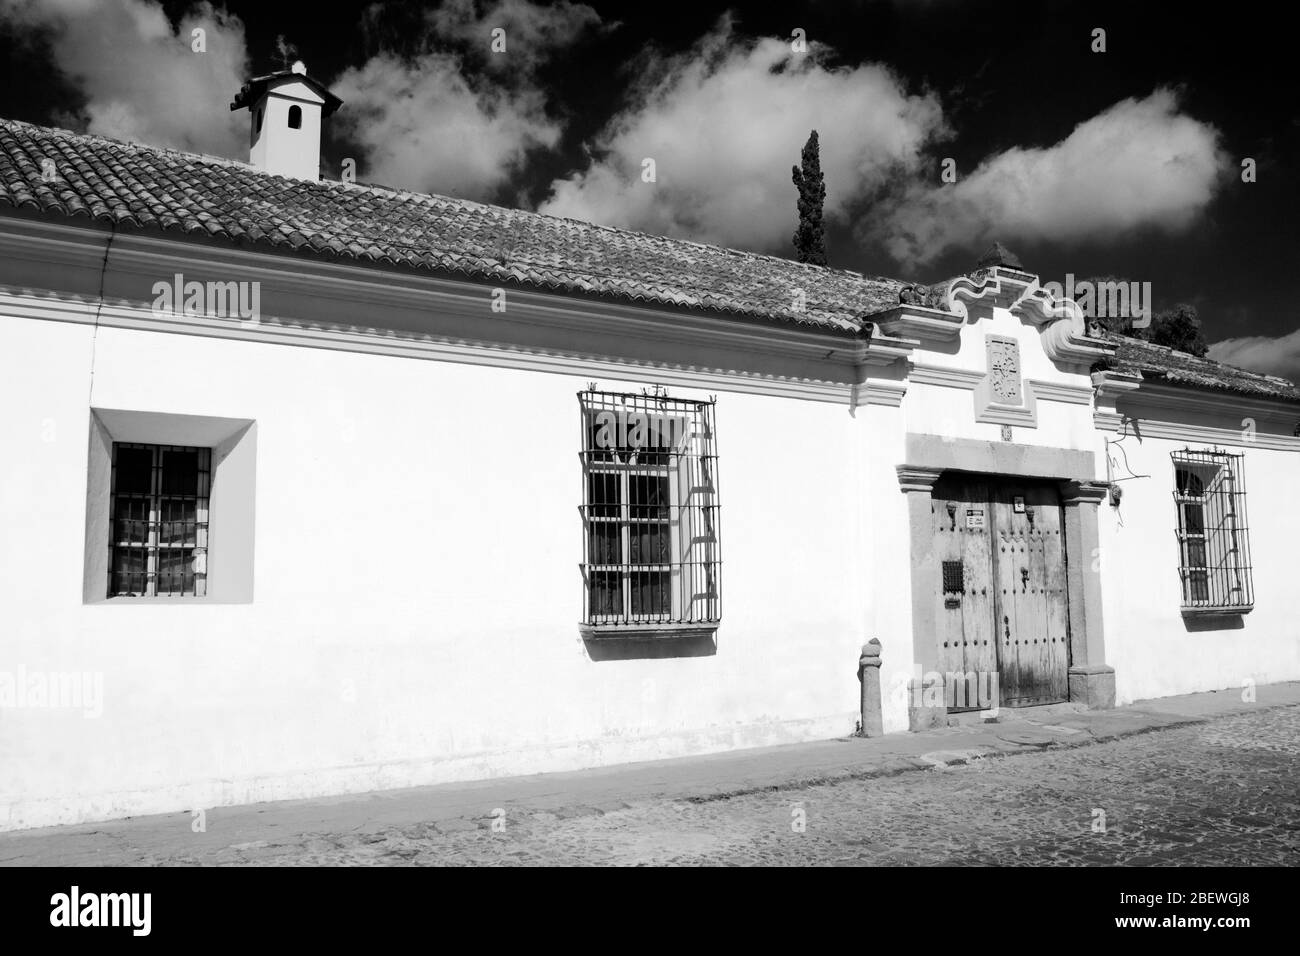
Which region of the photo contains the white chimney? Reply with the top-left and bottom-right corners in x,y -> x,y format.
230,61 -> 342,181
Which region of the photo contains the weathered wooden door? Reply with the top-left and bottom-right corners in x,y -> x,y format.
931,476 -> 998,711
931,476 -> 1070,710
990,483 -> 1070,706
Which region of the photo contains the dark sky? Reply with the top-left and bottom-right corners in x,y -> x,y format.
2,0 -> 1296,372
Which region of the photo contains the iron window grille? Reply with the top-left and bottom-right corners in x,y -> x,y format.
942,560 -> 965,593
108,442 -> 211,597
1171,448 -> 1253,611
579,389 -> 721,629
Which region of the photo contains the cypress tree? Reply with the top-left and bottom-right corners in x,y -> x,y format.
792,130 -> 827,265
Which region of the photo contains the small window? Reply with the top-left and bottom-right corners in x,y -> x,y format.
287,105 -> 302,129
579,390 -> 720,631
1172,449 -> 1252,611
109,443 -> 210,597
255,108 -> 264,134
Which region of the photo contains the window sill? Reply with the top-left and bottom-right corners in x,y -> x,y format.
1181,604 -> 1253,619
580,622 -> 719,641
88,595 -> 245,605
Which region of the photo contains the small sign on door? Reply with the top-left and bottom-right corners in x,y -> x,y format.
1013,496 -> 1026,513
966,509 -> 985,529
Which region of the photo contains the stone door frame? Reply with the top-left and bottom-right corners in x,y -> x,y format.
898,434 -> 1115,729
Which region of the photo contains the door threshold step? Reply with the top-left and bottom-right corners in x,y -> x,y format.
946,700 -> 1086,728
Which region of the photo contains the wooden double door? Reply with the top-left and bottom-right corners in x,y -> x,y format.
932,475 -> 1070,710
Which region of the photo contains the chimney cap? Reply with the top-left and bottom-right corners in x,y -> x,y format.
230,68 -> 343,116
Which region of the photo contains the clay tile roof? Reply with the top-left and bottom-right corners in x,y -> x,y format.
1,117 -> 1296,405
0,117 -> 905,333
1102,334 -> 1300,403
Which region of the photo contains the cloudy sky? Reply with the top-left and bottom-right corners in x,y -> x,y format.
2,0 -> 1296,377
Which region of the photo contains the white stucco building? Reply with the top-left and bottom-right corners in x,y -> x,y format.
2,71 -> 1297,831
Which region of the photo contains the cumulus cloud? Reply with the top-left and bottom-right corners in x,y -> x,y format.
538,17 -> 947,250
871,89 -> 1229,268
0,0 -> 248,156
333,0 -> 602,198
0,0 -> 599,197
1209,331 -> 1300,383
332,52 -> 562,198
429,0 -> 603,74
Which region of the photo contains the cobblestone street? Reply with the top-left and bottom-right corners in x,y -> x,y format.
106,705 -> 1300,866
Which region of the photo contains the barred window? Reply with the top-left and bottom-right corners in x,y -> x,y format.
1172,449 -> 1252,611
109,443 -> 210,597
579,390 -> 721,630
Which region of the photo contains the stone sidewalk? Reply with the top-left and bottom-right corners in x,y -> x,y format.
4,681 -> 1298,866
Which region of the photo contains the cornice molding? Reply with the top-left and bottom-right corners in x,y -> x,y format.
1,286 -> 914,406
1109,379 -> 1300,421
6,216 -> 1289,431
1092,371 -> 1300,449
0,218 -> 869,357
908,364 -> 985,389
1091,370 -> 1144,414
0,216 -> 924,408
860,333 -> 918,367
977,401 -> 1036,427
909,364 -> 1091,404
870,305 -> 965,345
1029,380 -> 1094,405
897,465 -> 944,493
1093,410 -> 1300,451
856,381 -> 908,408
1061,480 -> 1111,505
908,361 -> 1094,430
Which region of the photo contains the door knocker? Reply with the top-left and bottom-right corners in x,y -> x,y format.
1020,566 -> 1029,590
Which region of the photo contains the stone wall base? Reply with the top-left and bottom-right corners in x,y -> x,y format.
1069,664 -> 1116,710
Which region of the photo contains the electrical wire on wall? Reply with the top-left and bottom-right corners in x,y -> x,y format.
1105,417 -> 1150,526
87,220 -> 118,406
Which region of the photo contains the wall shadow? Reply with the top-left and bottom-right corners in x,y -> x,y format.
1182,613 -> 1246,633
583,631 -> 718,661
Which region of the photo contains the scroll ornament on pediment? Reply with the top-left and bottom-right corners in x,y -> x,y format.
897,281 -> 952,311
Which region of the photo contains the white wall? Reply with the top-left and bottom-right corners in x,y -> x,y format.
4,290 -> 1299,831
856,400 -> 915,732
0,312 -> 868,830
1098,428 -> 1300,704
